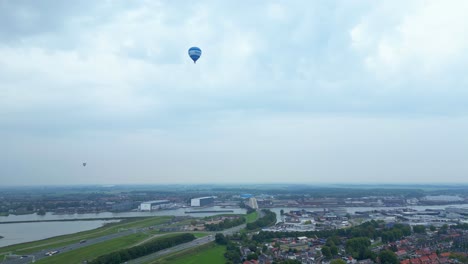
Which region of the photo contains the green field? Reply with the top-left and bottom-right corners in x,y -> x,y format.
150,243 -> 226,264
0,216 -> 171,256
34,233 -> 182,264
192,232 -> 209,238
245,211 -> 259,223
34,232 -> 154,264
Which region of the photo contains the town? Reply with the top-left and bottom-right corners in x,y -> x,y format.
1,185 -> 467,216
1,185 -> 468,263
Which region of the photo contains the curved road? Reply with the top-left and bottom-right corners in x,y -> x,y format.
2,222 -> 176,264
127,224 -> 246,264
3,213 -> 256,264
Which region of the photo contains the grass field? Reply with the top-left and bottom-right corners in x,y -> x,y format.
34,233 -> 149,264
0,216 -> 171,256
245,211 -> 259,223
149,242 -> 226,264
34,233 -> 180,264
192,232 -> 209,238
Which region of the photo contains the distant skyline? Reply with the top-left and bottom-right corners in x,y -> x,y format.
2,1 -> 468,185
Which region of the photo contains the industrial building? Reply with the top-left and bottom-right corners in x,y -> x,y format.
190,196 -> 214,207
139,200 -> 171,211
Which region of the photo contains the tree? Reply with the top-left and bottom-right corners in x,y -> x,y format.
413,225 -> 426,234
276,260 -> 301,264
326,239 -> 335,247
322,246 -> 332,259
215,233 -> 227,245
439,224 -> 449,234
429,225 -> 436,231
247,253 -> 258,260
248,244 -> 257,253
346,237 -> 371,259
89,233 -> 195,264
378,250 -> 398,264
225,241 -> 241,263
330,245 -> 338,256
449,253 -> 468,264
280,209 -> 284,215
37,209 -> 46,215
328,236 -> 341,245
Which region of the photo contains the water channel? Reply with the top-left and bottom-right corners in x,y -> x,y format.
1,204 -> 467,248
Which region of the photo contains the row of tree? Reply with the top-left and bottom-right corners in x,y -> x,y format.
89,233 -> 195,264
246,209 -> 276,230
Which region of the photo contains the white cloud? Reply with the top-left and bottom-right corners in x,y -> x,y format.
266,3 -> 288,21
2,1 -> 468,184
351,0 -> 468,77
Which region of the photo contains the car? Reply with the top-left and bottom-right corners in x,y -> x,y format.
46,250 -> 59,256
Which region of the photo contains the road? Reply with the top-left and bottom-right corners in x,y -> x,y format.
127,224 -> 247,264
2,229 -> 137,264
1,222 -> 175,264
3,214 -> 251,264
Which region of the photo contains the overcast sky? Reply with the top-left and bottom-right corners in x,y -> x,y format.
2,0 -> 468,185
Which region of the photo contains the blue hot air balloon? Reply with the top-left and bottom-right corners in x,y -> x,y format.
188,47 -> 202,63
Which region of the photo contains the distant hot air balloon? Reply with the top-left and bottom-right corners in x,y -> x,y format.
188,47 -> 202,63
82,162 -> 87,167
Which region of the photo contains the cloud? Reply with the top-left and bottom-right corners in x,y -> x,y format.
2,0 -> 468,128
351,0 -> 468,78
1,1 -> 468,184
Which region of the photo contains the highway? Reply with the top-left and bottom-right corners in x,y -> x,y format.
2,215 -> 253,264
1,222 -> 174,264
127,224 -> 246,264
2,229 -> 136,264
126,235 -> 215,264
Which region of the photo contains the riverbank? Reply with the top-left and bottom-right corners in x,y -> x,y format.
0,206 -> 247,223
2,204 -> 467,248
0,216 -> 147,225
0,216 -> 171,250
185,210 -> 234,214
0,220 -> 120,248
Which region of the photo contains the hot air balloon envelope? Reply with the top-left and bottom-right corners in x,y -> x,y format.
188,47 -> 202,63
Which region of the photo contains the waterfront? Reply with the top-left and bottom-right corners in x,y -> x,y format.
0,207 -> 247,248
0,220 -> 119,248
1,204 -> 468,248
0,206 -> 247,223
269,204 -> 468,223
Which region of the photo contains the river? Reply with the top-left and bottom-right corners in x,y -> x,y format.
0,206 -> 247,223
1,204 -> 467,248
0,206 -> 246,248
0,220 -> 119,248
